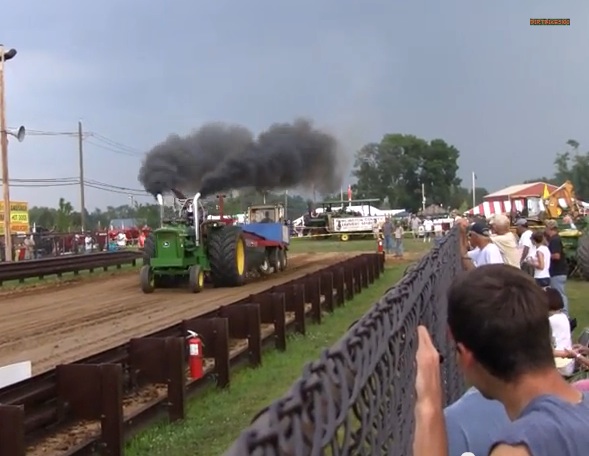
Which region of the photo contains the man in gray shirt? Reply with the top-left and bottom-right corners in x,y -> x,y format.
382,218 -> 393,254
413,264 -> 589,456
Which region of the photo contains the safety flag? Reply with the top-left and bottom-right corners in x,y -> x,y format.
542,184 -> 550,199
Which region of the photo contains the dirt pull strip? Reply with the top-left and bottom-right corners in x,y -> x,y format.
0,252 -> 347,374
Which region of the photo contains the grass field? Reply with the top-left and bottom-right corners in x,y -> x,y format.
288,236 -> 433,254
569,280 -> 589,339
125,263 -> 408,456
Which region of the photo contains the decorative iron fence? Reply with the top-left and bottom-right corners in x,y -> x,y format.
225,227 -> 465,456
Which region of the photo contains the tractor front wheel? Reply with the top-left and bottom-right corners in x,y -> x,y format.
188,265 -> 205,293
578,232 -> 589,281
140,265 -> 155,293
208,226 -> 247,287
142,234 -> 155,266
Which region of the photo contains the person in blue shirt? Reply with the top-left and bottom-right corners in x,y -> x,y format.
414,264 -> 589,456
445,387 -> 510,456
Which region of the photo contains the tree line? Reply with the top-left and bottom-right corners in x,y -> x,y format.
352,133 -> 489,213
27,191 -> 315,232
524,139 -> 589,199
27,134 -> 583,231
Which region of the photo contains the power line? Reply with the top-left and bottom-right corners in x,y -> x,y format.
85,139 -> 142,157
4,126 -> 152,198
90,132 -> 141,154
1,177 -> 149,195
8,127 -> 146,157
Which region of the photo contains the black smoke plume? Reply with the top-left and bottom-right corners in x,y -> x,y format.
138,118 -> 344,198
138,123 -> 253,196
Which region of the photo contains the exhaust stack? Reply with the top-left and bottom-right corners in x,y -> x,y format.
193,192 -> 201,246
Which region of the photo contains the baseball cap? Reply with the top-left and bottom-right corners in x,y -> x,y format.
515,218 -> 528,226
545,219 -> 558,230
469,221 -> 490,236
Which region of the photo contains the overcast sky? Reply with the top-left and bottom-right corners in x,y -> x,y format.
3,0 -> 587,211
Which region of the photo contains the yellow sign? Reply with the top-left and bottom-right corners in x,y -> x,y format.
0,201 -> 29,235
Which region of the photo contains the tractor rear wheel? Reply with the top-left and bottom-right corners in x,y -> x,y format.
188,265 -> 205,293
142,233 -> 155,266
578,232 -> 589,281
208,226 -> 247,287
140,265 -> 155,293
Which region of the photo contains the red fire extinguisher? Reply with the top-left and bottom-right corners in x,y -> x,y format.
377,238 -> 384,253
187,330 -> 204,380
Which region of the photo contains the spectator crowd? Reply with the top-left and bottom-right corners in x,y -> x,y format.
412,216 -> 589,456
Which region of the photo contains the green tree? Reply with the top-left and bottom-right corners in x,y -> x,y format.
527,140 -> 589,200
352,134 -> 462,211
447,186 -> 489,210
523,177 -> 559,185
56,198 -> 74,231
555,140 -> 589,200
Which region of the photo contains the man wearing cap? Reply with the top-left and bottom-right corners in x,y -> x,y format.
545,219 -> 569,314
488,214 -> 521,269
515,218 -> 534,274
462,221 -> 504,269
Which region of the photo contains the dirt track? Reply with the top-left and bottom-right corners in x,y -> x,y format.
0,252 -> 348,375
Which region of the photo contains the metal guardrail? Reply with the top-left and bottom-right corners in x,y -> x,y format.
0,253 -> 384,456
0,251 -> 143,285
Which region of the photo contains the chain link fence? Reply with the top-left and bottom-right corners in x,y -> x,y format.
225,227 -> 465,456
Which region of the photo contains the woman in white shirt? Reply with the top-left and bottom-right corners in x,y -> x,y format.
526,230 -> 551,287
546,287 -> 576,376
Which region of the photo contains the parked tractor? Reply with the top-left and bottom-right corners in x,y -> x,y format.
509,180 -> 589,279
140,192 -> 289,293
561,220 -> 589,280
299,198 -> 383,241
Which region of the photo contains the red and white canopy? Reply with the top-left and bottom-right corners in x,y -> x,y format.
466,200 -> 525,218
466,198 -> 586,218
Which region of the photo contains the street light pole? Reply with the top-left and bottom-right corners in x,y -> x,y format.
0,45 -> 18,262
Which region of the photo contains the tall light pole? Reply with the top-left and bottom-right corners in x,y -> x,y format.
0,44 -> 23,262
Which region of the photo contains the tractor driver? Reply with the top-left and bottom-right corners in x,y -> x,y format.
261,211 -> 273,223
185,202 -> 195,225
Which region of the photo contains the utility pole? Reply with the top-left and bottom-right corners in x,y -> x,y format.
0,45 -> 18,262
78,120 -> 86,231
129,195 -> 135,208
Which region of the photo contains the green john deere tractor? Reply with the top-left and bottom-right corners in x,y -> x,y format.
141,193 -> 243,293
140,192 -> 289,293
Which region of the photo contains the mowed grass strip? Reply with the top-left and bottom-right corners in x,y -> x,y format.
125,264 -> 408,456
288,236 -> 432,254
569,279 -> 589,338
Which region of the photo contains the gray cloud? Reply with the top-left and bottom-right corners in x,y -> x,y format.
2,0 -> 588,209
